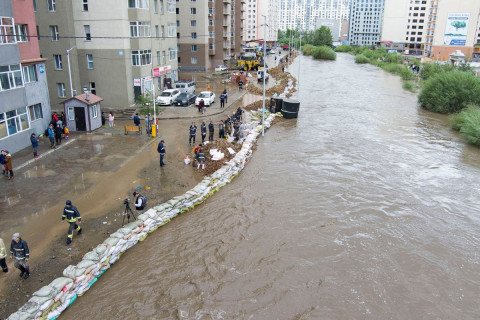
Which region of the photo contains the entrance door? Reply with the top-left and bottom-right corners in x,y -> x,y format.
74,107 -> 86,131
134,86 -> 142,100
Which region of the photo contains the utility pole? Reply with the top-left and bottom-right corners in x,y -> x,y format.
262,15 -> 267,136
66,46 -> 76,97
298,31 -> 302,98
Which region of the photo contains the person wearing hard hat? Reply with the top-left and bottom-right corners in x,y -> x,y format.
61,200 -> 82,245
0,237 -> 8,274
10,233 -> 29,279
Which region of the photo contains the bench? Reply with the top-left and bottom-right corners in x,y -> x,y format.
124,125 -> 142,135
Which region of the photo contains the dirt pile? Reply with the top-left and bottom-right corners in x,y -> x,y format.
193,139 -> 242,176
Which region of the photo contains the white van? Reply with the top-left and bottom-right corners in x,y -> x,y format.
174,81 -> 196,95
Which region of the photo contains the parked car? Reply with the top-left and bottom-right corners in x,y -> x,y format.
257,68 -> 270,82
174,92 -> 197,106
195,91 -> 216,106
215,65 -> 228,72
174,81 -> 196,95
156,89 -> 181,105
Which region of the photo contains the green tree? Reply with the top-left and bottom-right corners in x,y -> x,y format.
451,21 -> 467,31
312,26 -> 333,47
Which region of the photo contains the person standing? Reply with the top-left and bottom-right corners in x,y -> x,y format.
0,237 -> 8,274
52,112 -> 58,123
198,99 -> 205,114
10,233 -> 29,279
62,200 -> 82,245
219,120 -> 225,139
47,124 -> 55,149
208,121 -> 214,142
220,93 -> 225,108
222,89 -> 228,103
157,139 -> 166,167
196,148 -> 206,170
0,150 -> 6,176
101,112 -> 106,126
5,151 -> 13,180
189,122 -> 197,145
238,80 -> 243,91
55,124 -> 63,145
30,133 -> 39,158
201,121 -> 207,143
108,112 -> 114,127
64,126 -> 70,140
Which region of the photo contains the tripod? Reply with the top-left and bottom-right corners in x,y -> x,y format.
122,200 -> 136,226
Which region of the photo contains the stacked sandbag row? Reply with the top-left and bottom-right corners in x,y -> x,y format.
8,112 -> 277,320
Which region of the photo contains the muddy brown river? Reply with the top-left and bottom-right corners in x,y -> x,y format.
62,54 -> 480,319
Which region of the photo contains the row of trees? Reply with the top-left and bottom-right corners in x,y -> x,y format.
277,26 -> 333,48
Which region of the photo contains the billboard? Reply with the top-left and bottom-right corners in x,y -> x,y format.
444,13 -> 470,46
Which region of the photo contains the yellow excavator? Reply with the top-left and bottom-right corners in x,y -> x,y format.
237,55 -> 262,71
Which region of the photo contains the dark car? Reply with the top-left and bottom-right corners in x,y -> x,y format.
174,92 -> 197,106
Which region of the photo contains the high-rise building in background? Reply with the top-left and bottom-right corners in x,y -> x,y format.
243,0 -> 280,42
0,0 -> 52,153
424,0 -> 480,62
177,0 -> 245,71
279,0 -> 350,31
381,0 -> 430,55
347,0 -> 385,46
34,0 -> 178,111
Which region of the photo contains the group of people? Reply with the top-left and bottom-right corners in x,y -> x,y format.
0,199 -> 84,280
188,107 -> 245,144
46,112 -> 70,150
0,150 -> 13,180
191,143 -> 206,170
101,112 -> 115,127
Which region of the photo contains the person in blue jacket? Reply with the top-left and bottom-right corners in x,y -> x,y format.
30,133 -> 39,158
47,124 -> 55,149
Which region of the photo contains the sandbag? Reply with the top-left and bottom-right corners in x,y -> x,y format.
32,286 -> 57,299
76,259 -> 96,270
103,237 -> 120,247
83,251 -> 101,261
6,311 -> 32,320
63,265 -> 86,279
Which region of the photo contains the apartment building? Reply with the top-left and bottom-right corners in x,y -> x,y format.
243,0 -> 280,42
381,0 -> 430,55
1,0 -> 51,154
34,0 -> 178,111
176,0 -> 245,72
424,0 -> 480,62
279,0 -> 350,32
348,0 -> 385,46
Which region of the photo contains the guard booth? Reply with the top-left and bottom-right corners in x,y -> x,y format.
62,92 -> 103,132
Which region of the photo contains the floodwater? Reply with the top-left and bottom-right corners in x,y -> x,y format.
63,53 -> 480,319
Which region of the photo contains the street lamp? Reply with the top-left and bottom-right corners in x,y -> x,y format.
262,15 -> 267,136
66,46 -> 76,97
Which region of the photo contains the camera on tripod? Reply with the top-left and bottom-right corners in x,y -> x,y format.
121,198 -> 135,225
123,198 -> 130,205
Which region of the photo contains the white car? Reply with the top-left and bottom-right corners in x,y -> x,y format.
156,89 -> 181,105
195,91 -> 216,106
215,65 -> 228,72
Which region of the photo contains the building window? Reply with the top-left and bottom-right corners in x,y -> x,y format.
36,25 -> 40,40
191,57 -> 197,64
0,17 -> 16,44
54,54 -> 63,69
33,0 -> 37,11
50,25 -> 59,41
176,20 -> 180,27
162,51 -> 166,64
82,0 -> 88,11
131,50 -> 151,66
209,19 -> 214,26
3,107 -> 29,137
0,64 -> 23,91
57,83 -> 66,97
208,7 -> 215,14
28,103 -> 43,122
154,0 -> 158,13
209,32 -> 214,38
47,0 -> 56,12
169,47 -> 176,60
84,25 -> 91,40
168,23 -> 176,37
155,25 -> 159,38
167,0 -> 175,13
159,0 -> 164,13
130,21 -> 151,37
86,54 -> 94,69
128,0 -> 149,9
156,51 -> 160,64
191,44 -> 197,52
15,24 -> 28,42
91,104 -> 98,118
89,82 -> 96,94
191,8 -> 196,14
23,65 -> 37,83
191,20 -> 196,27
209,43 -> 214,50
191,32 -> 197,39
68,107 -> 74,120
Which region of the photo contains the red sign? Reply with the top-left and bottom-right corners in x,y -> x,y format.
152,65 -> 172,77
152,68 -> 160,77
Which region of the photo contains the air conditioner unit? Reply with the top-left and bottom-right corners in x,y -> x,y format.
208,13 -> 213,17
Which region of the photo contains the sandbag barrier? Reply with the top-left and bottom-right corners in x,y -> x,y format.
7,112 -> 277,320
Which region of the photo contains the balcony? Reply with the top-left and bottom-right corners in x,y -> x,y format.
209,49 -> 215,55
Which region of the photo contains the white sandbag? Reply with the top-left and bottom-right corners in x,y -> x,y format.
144,209 -> 157,218
47,308 -> 61,319
121,222 -> 138,230
76,259 -> 96,270
166,198 -> 180,207
63,265 -> 86,280
32,286 -> 57,299
6,311 -> 32,320
116,228 -> 133,236
136,213 -> 149,222
54,290 -> 65,303
83,251 -> 100,261
49,277 -> 73,292
103,237 -> 120,247
110,231 -> 127,239
39,299 -> 54,311
93,244 -> 108,256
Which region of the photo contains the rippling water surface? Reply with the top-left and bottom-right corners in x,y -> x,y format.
63,54 -> 480,319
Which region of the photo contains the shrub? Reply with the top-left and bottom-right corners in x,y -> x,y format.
400,66 -> 415,80
418,71 -> 480,114
380,62 -> 404,74
384,53 -> 402,64
302,44 -> 315,56
450,105 -> 480,146
334,45 -> 353,52
402,82 -> 415,92
355,54 -> 369,64
420,63 -> 444,80
311,46 -> 336,60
